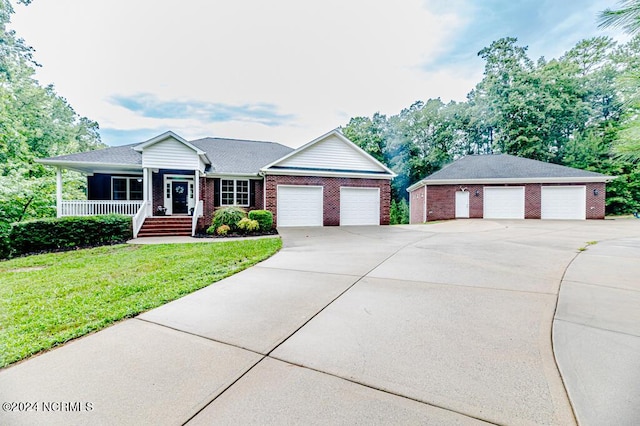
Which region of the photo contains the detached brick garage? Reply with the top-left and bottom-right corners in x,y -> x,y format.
408,154 -> 614,223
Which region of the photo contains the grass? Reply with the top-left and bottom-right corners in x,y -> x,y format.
578,240 -> 598,251
0,238 -> 281,368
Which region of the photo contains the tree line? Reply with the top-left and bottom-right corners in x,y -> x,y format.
343,33 -> 640,219
0,0 -> 103,229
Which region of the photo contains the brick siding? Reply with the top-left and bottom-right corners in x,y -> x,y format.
197,178 -> 265,233
265,175 -> 391,226
410,185 -> 427,223
409,182 -> 606,222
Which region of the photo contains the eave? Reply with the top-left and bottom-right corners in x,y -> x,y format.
262,168 -> 394,180
37,159 -> 142,175
407,176 -> 617,192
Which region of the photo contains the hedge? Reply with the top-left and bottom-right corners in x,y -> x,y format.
5,215 -> 132,258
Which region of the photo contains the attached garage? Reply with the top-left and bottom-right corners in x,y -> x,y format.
541,186 -> 586,220
484,187 -> 525,219
277,185 -> 323,227
340,187 -> 380,225
262,130 -> 396,227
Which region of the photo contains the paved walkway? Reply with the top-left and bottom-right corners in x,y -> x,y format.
1,220 -> 638,425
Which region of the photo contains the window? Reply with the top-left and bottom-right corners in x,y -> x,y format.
129,179 -> 143,200
221,179 -> 250,206
112,177 -> 144,201
112,178 -> 127,200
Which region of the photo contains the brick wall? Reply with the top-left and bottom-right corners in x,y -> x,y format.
413,182 -> 606,222
409,186 -> 426,223
265,175 -> 391,226
197,178 -> 266,232
198,176 -> 214,231
151,171 -> 164,214
524,183 -> 541,219
425,186 -> 456,221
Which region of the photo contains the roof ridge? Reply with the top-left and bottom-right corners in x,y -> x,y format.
191,136 -> 284,146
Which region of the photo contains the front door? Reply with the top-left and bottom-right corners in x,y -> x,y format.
172,181 -> 188,214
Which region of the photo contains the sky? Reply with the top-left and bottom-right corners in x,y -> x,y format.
10,0 -> 627,148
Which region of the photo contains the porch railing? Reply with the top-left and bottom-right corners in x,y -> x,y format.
192,200 -> 203,236
60,200 -> 144,217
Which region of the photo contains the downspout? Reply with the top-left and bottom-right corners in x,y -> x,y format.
258,171 -> 267,211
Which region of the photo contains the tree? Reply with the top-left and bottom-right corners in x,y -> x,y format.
0,0 -> 103,224
341,113 -> 388,163
599,3 -> 640,160
599,0 -> 640,35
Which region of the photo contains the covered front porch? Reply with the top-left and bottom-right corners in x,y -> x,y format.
51,166 -> 203,238
38,131 -> 212,237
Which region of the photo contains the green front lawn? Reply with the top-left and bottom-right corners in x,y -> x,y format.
0,238 -> 282,368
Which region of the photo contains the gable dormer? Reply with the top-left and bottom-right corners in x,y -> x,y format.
134,131 -> 210,172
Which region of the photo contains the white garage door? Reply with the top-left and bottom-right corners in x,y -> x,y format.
541,186 -> 586,220
340,187 -> 380,226
484,187 -> 525,219
277,185 -> 323,227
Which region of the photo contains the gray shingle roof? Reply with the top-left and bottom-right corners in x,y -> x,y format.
41,137 -> 294,175
41,143 -> 142,165
190,138 -> 293,174
416,154 -> 608,183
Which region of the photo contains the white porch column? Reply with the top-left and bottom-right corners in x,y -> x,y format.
194,170 -> 200,211
56,167 -> 63,218
142,167 -> 150,216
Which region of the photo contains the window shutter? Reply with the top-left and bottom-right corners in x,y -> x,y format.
250,180 -> 256,207
213,178 -> 220,207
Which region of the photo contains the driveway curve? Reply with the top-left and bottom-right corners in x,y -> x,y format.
1,219 -> 638,425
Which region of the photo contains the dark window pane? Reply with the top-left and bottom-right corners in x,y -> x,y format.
129,179 -> 143,200
113,178 -> 127,200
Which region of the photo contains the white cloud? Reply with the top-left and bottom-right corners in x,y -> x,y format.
11,0 -> 468,146
16,1 -> 624,148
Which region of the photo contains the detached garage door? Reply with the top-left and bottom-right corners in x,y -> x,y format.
340,187 -> 380,225
541,186 -> 586,220
277,185 -> 323,227
484,187 -> 525,219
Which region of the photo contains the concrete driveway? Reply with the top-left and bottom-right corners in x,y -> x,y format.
1,219 -> 638,425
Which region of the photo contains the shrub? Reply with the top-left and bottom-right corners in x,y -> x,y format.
212,206 -> 247,231
216,225 -> 231,236
248,210 -> 273,231
237,218 -> 260,234
8,215 -> 132,257
0,221 -> 11,259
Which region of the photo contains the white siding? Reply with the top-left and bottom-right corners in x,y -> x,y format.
142,138 -> 200,170
278,135 -> 386,172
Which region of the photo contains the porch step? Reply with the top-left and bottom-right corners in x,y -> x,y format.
137,216 -> 193,237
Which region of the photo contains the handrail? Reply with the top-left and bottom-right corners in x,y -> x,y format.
192,200 -> 203,236
132,201 -> 149,238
